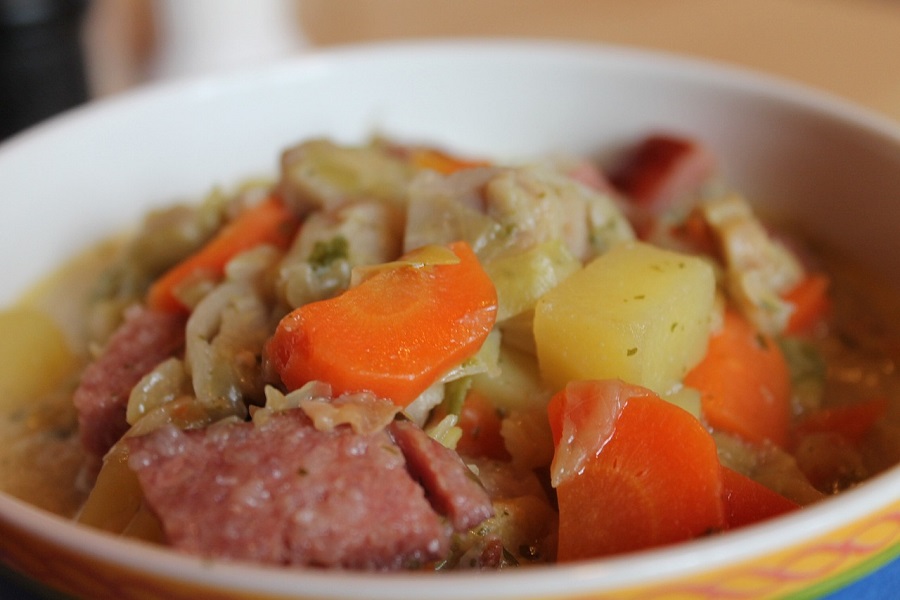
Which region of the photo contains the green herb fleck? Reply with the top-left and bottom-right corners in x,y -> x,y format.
308,236 -> 349,268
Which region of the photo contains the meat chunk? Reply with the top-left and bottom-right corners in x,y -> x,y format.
73,305 -> 186,457
389,420 -> 494,532
610,134 -> 717,210
126,410 -> 456,570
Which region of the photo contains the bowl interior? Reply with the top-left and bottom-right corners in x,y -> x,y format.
1,40 -> 899,599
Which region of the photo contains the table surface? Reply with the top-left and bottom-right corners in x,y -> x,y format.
85,0 -> 900,124
4,0 -> 899,598
297,0 -> 900,125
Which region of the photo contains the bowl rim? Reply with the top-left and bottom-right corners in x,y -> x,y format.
1,467 -> 897,598
1,38 -> 899,598
4,38 -> 900,155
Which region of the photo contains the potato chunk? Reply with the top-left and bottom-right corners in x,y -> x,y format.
0,307 -> 76,412
534,241 -> 715,394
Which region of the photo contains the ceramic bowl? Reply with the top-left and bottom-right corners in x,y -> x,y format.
0,41 -> 898,600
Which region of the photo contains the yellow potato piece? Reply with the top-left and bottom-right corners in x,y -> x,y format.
0,307 -> 77,411
534,241 -> 715,395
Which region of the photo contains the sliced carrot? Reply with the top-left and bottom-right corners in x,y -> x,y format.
409,148 -> 490,175
549,380 -> 726,561
547,380 -> 655,484
267,241 -> 498,407
669,206 -> 720,259
783,274 -> 832,335
147,196 -> 300,313
452,390 -> 510,460
793,396 -> 888,446
720,466 -> 799,530
684,309 -> 792,448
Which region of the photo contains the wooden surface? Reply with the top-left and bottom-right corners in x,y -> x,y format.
84,0 -> 900,121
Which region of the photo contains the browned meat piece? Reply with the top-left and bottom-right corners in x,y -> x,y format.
126,410 -> 456,570
389,420 -> 494,532
73,305 -> 186,457
609,134 -> 717,210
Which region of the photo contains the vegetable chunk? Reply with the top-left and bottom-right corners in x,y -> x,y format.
268,241 -> 498,406
721,466 -> 799,529
549,380 -> 726,561
684,309 -> 792,447
147,196 -> 300,313
534,241 -> 715,395
0,308 -> 76,410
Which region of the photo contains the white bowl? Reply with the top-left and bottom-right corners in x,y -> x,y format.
1,40 -> 898,600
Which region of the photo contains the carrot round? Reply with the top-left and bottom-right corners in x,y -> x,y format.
720,466 -> 799,530
549,380 -> 726,561
453,391 -> 510,460
684,309 -> 792,448
409,148 -> 490,175
147,196 -> 300,313
783,273 -> 832,335
267,241 -> 498,406
793,396 -> 888,446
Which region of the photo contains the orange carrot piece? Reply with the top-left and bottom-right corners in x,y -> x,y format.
783,274 -> 832,335
409,148 -> 490,175
267,241 -> 498,407
793,396 -> 888,446
454,391 -> 510,460
720,466 -> 799,530
684,309 -> 792,448
670,207 -> 720,259
549,380 -> 726,562
147,196 -> 299,313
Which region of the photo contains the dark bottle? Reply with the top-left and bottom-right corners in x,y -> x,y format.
1,0 -> 90,140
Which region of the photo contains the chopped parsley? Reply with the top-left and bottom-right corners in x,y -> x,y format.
308,236 -> 349,268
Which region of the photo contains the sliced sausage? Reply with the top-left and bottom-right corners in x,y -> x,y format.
390,419 -> 494,532
126,410 -> 454,570
73,305 -> 186,457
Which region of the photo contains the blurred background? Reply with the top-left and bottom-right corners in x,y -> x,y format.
1,0 -> 899,137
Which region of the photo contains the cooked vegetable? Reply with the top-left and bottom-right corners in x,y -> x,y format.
720,466 -> 799,529
147,196 -> 299,313
451,390 -> 510,460
279,139 -> 414,214
481,166 -> 634,262
470,343 -> 549,413
700,193 -> 804,335
484,239 -> 581,322
684,308 -> 792,448
408,147 -> 491,175
534,240 -> 716,395
0,308 -> 76,410
793,396 -> 888,446
267,241 -> 498,406
783,273 -> 832,335
76,444 -> 146,534
548,380 -> 725,561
